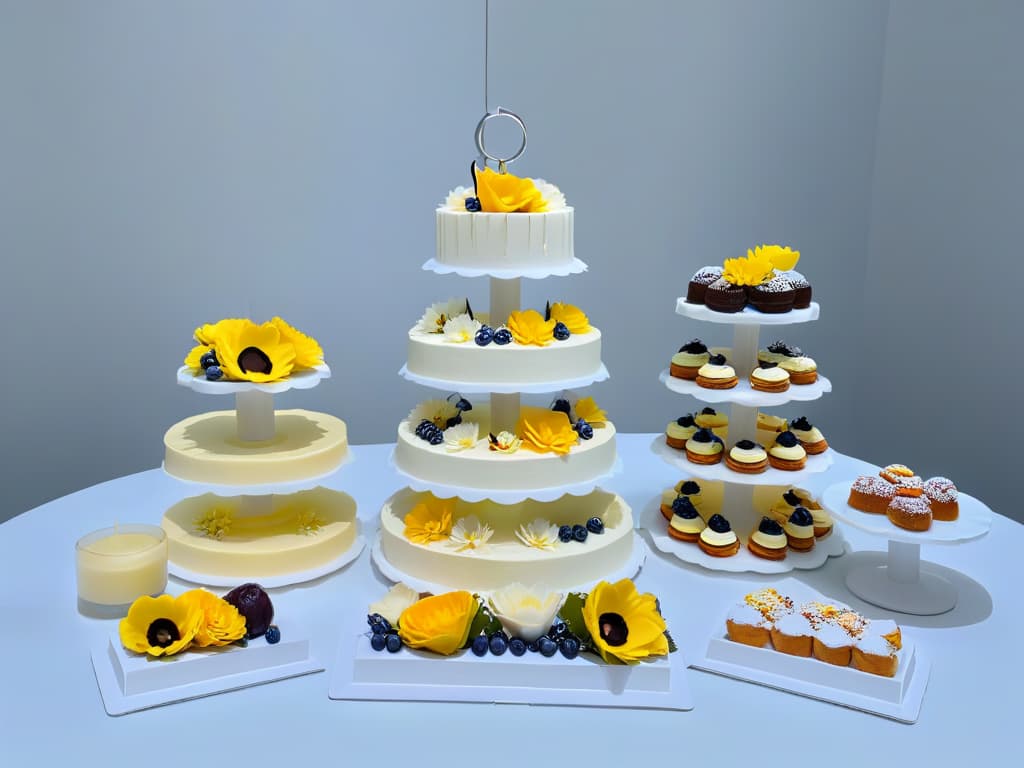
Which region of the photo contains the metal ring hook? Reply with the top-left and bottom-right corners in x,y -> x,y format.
474,108 -> 527,173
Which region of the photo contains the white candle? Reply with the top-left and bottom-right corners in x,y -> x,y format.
76,524 -> 168,607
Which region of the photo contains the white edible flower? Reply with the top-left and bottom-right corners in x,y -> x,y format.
444,422 -> 479,452
368,582 -> 420,626
408,399 -> 460,430
488,584 -> 564,642
449,516 -> 494,553
533,179 -> 567,211
416,297 -> 470,334
443,313 -> 481,344
444,186 -> 475,210
488,430 -> 522,454
515,518 -> 561,551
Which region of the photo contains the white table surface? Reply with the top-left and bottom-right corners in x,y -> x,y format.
2,434 -> 1018,766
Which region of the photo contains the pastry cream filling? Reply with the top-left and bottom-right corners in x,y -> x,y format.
810,508 -> 833,527
793,426 -> 825,443
670,515 -> 706,535
665,422 -> 697,440
769,444 -> 806,460
729,445 -> 767,463
756,414 -> 787,431
779,356 -> 817,373
751,367 -> 790,383
695,413 -> 729,429
750,530 -> 787,548
687,439 -> 723,456
757,350 -> 787,364
671,351 -> 710,367
699,528 -> 737,546
784,521 -> 814,538
697,363 -> 736,379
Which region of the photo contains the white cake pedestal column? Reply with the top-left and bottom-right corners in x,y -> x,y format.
845,541 -> 957,616
235,390 -> 276,441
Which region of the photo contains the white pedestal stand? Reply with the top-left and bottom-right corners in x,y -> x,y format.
845,541 -> 957,615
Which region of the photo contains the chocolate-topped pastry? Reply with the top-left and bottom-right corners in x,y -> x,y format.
669,338 -> 711,380
759,517 -> 784,535
791,416 -> 813,432
707,513 -> 731,533
767,430 -> 807,471
789,415 -> 829,454
704,277 -> 747,313
679,480 -> 701,495
676,414 -> 696,427
749,275 -> 796,314
686,266 -> 723,304
671,496 -> 700,518
747,515 -> 788,560
665,412 -> 699,449
784,270 -> 812,308
666,494 -> 707,542
679,339 -> 708,354
684,427 -> 725,465
785,507 -> 816,551
775,431 -> 799,448
698,513 -> 739,556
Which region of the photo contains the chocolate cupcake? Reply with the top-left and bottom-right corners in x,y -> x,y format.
704,278 -> 746,313
686,266 -> 723,304
784,270 -> 812,308
749,275 -> 795,314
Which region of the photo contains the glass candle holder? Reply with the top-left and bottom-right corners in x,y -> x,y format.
76,524 -> 168,612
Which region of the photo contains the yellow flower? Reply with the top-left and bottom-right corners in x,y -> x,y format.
517,406 -> 578,455
548,303 -> 591,334
403,496 -> 454,544
753,244 -> 800,272
270,317 -> 324,370
184,344 -> 214,373
582,579 -> 669,665
474,166 -> 547,213
508,309 -> 555,347
119,594 -> 204,657
574,396 -> 607,426
723,250 -> 775,287
398,591 -> 478,655
210,318 -> 296,383
182,589 -> 247,647
193,318 -> 242,347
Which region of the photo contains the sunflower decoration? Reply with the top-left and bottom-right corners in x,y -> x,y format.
184,317 -> 324,383
577,579 -> 671,665
507,309 -> 555,346
119,594 -> 205,658
403,496 -> 455,545
517,406 -> 578,455
182,589 -> 247,648
271,317 -> 324,369
752,244 -> 800,272
723,250 -> 775,287
547,302 -> 591,335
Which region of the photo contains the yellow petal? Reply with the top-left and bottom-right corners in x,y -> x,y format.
403,496 -> 454,544
517,406 -> 577,455
507,309 -> 555,347
119,594 -> 204,657
474,166 -> 546,213
398,591 -> 478,655
181,589 -> 247,647
581,579 -> 668,665
574,396 -> 607,426
270,317 -> 324,370
755,244 -> 800,272
212,319 -> 296,383
185,344 -> 213,373
548,303 -> 591,334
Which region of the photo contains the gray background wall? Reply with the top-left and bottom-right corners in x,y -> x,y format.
1,1 -> 1019,523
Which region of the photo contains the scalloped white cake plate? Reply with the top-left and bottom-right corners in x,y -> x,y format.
675,300 -> 820,326
176,364 -> 331,395
162,452 -> 354,497
659,368 -> 831,407
421,257 -> 589,280
651,436 -> 834,486
92,623 -> 323,716
690,578 -> 929,723
398,363 -> 610,395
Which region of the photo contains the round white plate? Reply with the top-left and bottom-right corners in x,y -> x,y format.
675,299 -> 820,326
651,436 -> 834,486
176,364 -> 331,395
399,363 -> 610,395
659,368 -> 831,407
421,257 -> 589,280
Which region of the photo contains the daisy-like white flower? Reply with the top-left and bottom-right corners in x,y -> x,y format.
443,313 -> 481,343
449,516 -> 494,553
444,421 -> 479,452
488,430 -> 522,454
515,518 -> 561,551
408,399 -> 460,430
416,298 -> 469,334
368,583 -> 420,626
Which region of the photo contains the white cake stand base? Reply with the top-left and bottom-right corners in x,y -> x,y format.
845,540 -> 957,615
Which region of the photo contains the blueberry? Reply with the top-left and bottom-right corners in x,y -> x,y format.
575,419 -> 594,440
471,635 -> 490,657
586,516 -> 604,534
205,365 -> 223,381
464,196 -> 481,212
455,397 -> 473,412
366,613 -> 386,628
558,525 -> 574,543
370,633 -> 386,652
539,637 -> 558,657
265,625 -> 281,644
489,634 -> 509,656
548,622 -> 569,641
199,351 -> 218,370
572,524 -> 589,542
508,637 -> 527,656
493,328 -> 512,345
445,414 -> 462,429
553,321 -> 571,341
527,639 -> 541,653
551,398 -> 572,417
385,634 -> 403,653
370,621 -> 388,636
428,431 -> 444,446
475,326 -> 494,346
559,636 -> 581,659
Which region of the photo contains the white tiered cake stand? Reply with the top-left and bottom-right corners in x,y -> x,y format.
821,480 -> 993,615
648,298 -> 848,574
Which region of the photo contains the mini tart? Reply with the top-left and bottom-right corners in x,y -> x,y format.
784,508 -> 816,551
695,407 -> 729,432
696,359 -> 738,390
667,497 -> 706,543
779,355 -> 817,385
725,440 -> 768,474
704,277 -> 747,313
749,364 -> 790,393
848,476 -> 897,514
665,414 -> 698,449
756,412 -> 788,434
767,432 -> 807,471
759,341 -> 801,365
698,514 -> 739,557
660,479 -> 704,520
686,266 -> 722,304
685,429 -> 724,465
784,270 -> 813,309
669,340 -> 710,380
747,517 -> 787,560
726,602 -> 771,647
880,463 -> 914,484
770,611 -> 814,657
810,507 -> 833,539
789,416 -> 828,454
923,477 -> 959,521
887,495 -> 932,532
748,275 -> 795,314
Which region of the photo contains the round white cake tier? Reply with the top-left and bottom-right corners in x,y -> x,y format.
821,481 -> 993,546
642,483 -> 847,574
163,409 -> 349,488
652,435 -> 833,485
393,407 -> 617,502
163,487 -> 361,587
434,208 -> 577,276
659,368 -> 832,407
376,488 -> 639,592
176,364 -> 331,395
404,326 -> 606,394
675,299 -> 820,325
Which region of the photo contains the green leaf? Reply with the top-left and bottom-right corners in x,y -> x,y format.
559,592 -> 592,645
463,599 -> 502,647
664,629 -> 678,654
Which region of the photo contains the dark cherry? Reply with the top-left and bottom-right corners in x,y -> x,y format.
767,340 -> 790,353
758,516 -> 784,535
735,439 -> 756,450
690,428 -> 714,443
759,361 -> 778,369
783,490 -> 802,507
775,431 -> 799,448
791,416 -> 812,431
671,496 -> 699,518
707,513 -> 731,533
679,480 -> 701,495
679,339 -> 707,354
676,414 -> 696,428
708,353 -> 726,366
789,507 -> 814,526
700,407 -> 717,416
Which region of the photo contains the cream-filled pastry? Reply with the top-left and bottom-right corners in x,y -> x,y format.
660,479 -> 704,520
784,507 -> 816,551
685,428 -> 724,465
749,362 -> 791,393
724,439 -> 768,474
667,496 -> 706,542
665,413 -> 698,449
747,516 -> 787,560
696,353 -> 738,390
697,513 -> 739,557
767,431 -> 807,470
669,339 -> 710,380
758,340 -> 801,365
779,355 -> 818,384
789,416 -> 828,454
695,407 -> 729,436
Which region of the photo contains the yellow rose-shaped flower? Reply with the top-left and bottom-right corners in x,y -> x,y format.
181,589 -> 247,647
582,579 -> 669,665
474,166 -> 547,213
119,594 -> 204,658
574,396 -> 607,426
270,317 -> 324,370
548,303 -> 591,334
517,406 -> 578,455
753,244 -> 800,272
185,344 -> 214,373
398,590 -> 478,655
507,309 -> 555,347
403,496 -> 454,544
723,250 -> 775,287
210,318 -> 297,383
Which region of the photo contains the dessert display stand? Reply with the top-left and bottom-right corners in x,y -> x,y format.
650,300 -> 847,573
822,481 -> 993,615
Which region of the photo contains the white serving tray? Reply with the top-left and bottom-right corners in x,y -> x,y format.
690,579 -> 930,722
329,622 -> 691,711
422,257 -> 589,280
399,363 -> 610,395
675,300 -> 820,325
651,436 -> 833,485
659,368 -> 831,407
92,624 -> 323,716
176,364 -> 331,395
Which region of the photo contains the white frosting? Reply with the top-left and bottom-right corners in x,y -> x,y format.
699,527 -> 737,547
773,611 -> 813,636
815,622 -> 853,649
436,208 -> 575,271
769,442 -> 807,461
697,362 -> 736,380
686,438 -> 723,456
729,443 -> 767,462
671,350 -> 710,367
750,529 -> 787,548
779,356 -> 817,373
727,603 -> 769,627
751,367 -> 790,384
792,426 -> 825,443
857,632 -> 898,656
670,514 -> 705,535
